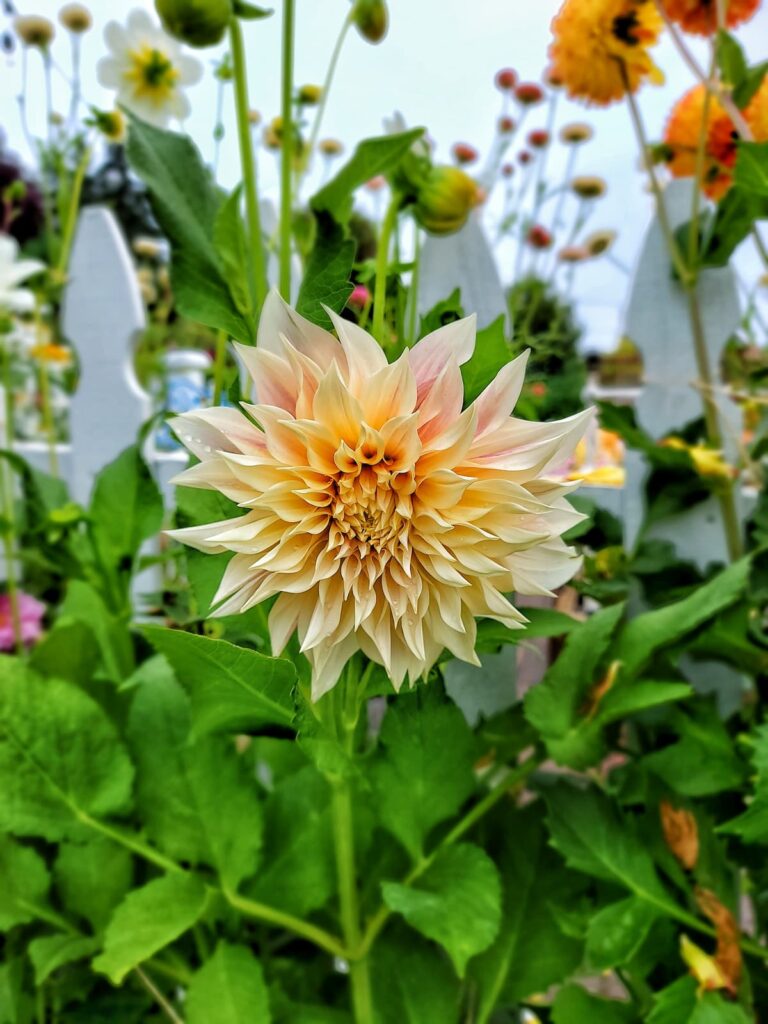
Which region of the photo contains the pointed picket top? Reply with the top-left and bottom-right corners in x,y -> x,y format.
61,205 -> 149,504
418,212 -> 509,330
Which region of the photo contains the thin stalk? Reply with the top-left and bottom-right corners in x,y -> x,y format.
224,890 -> 346,958
68,34 -> 81,130
279,0 -> 296,299
332,778 -> 374,1023
134,966 -> 185,1024
407,226 -> 422,344
624,68 -> 743,561
229,17 -> 268,317
0,334 -> 23,654
372,194 -> 401,344
56,145 -> 90,279
358,753 -> 543,959
212,73 -> 226,180
687,54 -> 715,270
304,10 -> 353,180
212,329 -> 228,406
43,49 -> 53,143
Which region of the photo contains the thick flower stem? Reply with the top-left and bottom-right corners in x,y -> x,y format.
279,0 -> 296,300
230,17 -> 268,318
624,75 -> 743,562
372,194 -> 401,345
331,778 -> 374,1024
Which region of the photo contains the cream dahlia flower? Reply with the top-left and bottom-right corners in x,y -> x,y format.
169,292 -> 591,698
97,9 -> 202,127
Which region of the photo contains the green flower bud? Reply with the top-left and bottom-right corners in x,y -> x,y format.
155,0 -> 232,48
413,166 -> 479,236
351,0 -> 388,43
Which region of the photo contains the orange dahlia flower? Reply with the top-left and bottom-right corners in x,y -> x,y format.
549,0 -> 664,107
169,293 -> 591,698
659,0 -> 760,35
665,80 -> 768,199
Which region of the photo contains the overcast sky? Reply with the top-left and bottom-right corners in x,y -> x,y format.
2,0 -> 766,352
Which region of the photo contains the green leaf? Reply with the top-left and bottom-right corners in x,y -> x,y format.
187,943 -> 270,1024
715,30 -> 748,89
0,835 -> 50,932
700,188 -> 760,268
585,897 -> 658,971
371,689 -> 476,860
29,620 -> 101,685
644,703 -> 747,796
648,977 -> 697,1024
615,558 -> 750,678
552,985 -> 637,1023
28,934 -> 100,986
213,185 -> 255,320
719,722 -> 768,841
733,61 -> 768,108
371,932 -> 461,1024
142,626 -> 295,738
460,316 -> 511,404
545,784 -> 675,910
174,485 -> 237,615
690,994 -> 754,1024
127,665 -> 262,890
58,579 -> 134,681
311,130 -> 424,223
382,843 -> 502,977
93,873 -> 208,985
295,212 -> 355,328
89,445 -> 163,584
126,115 -> 252,342
248,765 -> 335,916
734,141 -> 768,197
0,659 -> 134,841
232,0 -> 273,17
471,806 -> 583,1016
54,839 -> 133,933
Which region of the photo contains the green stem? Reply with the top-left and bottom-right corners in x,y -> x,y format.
212,329 -> 228,406
407,227 -> 422,344
224,890 -> 346,958
56,145 -> 90,279
305,10 -> 353,179
230,17 -> 268,317
0,334 -> 23,654
358,753 -> 543,959
279,0 -> 296,299
372,194 -> 401,345
134,966 -> 185,1024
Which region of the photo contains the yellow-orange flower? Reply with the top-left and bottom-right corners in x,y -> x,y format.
549,0 -> 664,107
169,292 -> 591,698
665,80 -> 768,199
659,0 -> 760,35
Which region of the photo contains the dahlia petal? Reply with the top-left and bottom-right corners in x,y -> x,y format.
472,351 -> 530,437
416,354 -> 464,442
408,314 -> 476,403
312,365 -> 365,445
258,289 -> 342,371
326,309 -> 388,388
165,514 -> 250,553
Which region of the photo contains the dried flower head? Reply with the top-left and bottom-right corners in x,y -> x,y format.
571,174 -> 607,199
518,150 -> 533,165
527,225 -> 553,249
501,162 -> 515,178
659,0 -> 760,35
59,3 -> 92,33
495,67 -> 518,91
498,116 -> 516,134
451,142 -> 479,166
583,229 -> 616,256
549,0 -> 664,106
515,82 -> 545,106
527,129 -> 550,149
14,14 -> 55,48
560,121 -> 594,144
169,292 -> 590,697
660,800 -> 699,871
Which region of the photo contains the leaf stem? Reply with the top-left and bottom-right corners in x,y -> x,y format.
279,0 -> 296,300
134,966 -> 185,1024
223,889 -> 346,958
229,17 -> 268,317
372,193 -> 401,344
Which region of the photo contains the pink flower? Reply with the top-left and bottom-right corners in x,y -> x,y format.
0,592 -> 46,650
348,285 -> 372,310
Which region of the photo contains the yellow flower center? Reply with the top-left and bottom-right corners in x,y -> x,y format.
125,45 -> 178,103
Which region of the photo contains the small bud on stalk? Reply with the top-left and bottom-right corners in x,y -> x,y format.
58,3 -> 92,33
495,67 -> 518,91
571,175 -> 607,199
352,0 -> 388,43
413,165 -> 479,236
319,138 -> 344,157
14,14 -> 55,48
527,129 -> 550,149
155,0 -> 232,48
515,82 -> 544,106
297,83 -> 322,106
451,142 -> 479,166
560,121 -> 593,144
527,224 -> 552,249
498,116 -> 515,134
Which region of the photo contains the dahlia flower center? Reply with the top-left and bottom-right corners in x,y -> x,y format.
612,11 -> 641,45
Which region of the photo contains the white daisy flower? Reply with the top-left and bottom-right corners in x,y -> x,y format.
0,235 -> 44,314
96,8 -> 203,128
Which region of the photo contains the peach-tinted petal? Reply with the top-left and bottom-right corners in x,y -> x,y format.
408,314 -> 476,403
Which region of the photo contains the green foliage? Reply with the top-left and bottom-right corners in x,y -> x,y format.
186,943 -> 270,1024
460,315 -> 512,404
296,212 -> 355,328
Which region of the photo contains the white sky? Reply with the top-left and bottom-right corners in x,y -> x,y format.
2,0 -> 767,352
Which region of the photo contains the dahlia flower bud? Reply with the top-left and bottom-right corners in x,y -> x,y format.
451,142 -> 479,166
527,129 -> 550,149
498,116 -> 516,134
0,592 -> 45,650
527,225 -> 552,249
58,3 -> 92,33
168,291 -> 591,697
347,283 -> 371,309
155,0 -> 232,47
560,122 -> 593,145
571,175 -> 607,199
297,83 -> 322,106
515,82 -> 544,106
352,0 -> 388,43
413,165 -> 479,235
14,14 -> 55,48
495,67 -> 518,91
